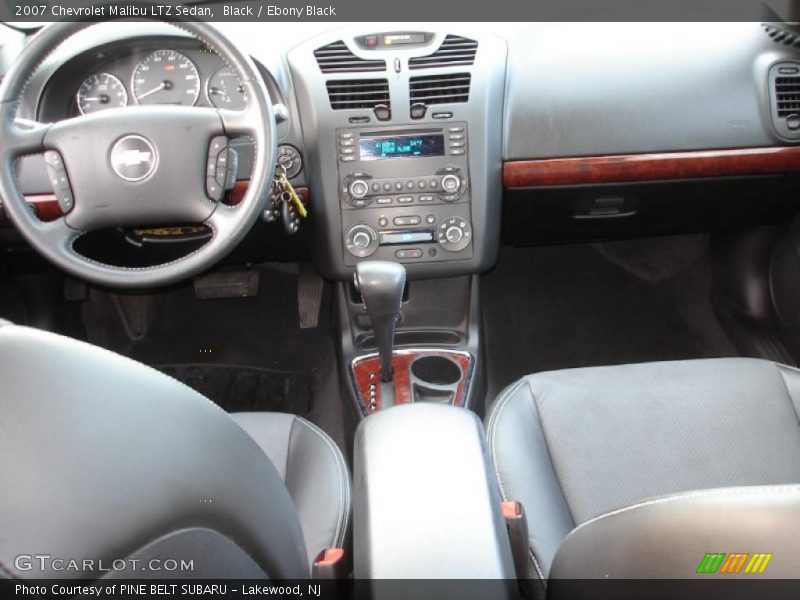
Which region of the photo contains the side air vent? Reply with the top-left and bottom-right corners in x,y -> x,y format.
769,62 -> 800,140
314,41 -> 386,73
762,24 -> 800,48
775,75 -> 800,118
326,79 -> 390,110
409,73 -> 471,107
408,35 -> 478,70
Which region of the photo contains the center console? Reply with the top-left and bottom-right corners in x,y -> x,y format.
287,28 -> 507,281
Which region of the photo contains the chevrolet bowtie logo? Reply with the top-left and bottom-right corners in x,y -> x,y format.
114,149 -> 152,167
110,135 -> 158,182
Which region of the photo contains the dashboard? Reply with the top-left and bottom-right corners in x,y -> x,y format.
3,22 -> 800,281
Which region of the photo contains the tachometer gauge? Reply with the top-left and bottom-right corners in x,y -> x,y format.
206,67 -> 247,110
132,50 -> 200,106
76,73 -> 128,115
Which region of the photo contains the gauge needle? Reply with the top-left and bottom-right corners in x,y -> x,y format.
137,82 -> 166,100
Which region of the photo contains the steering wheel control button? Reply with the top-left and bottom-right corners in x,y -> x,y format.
345,224 -> 379,257
43,151 -> 74,213
110,135 -> 158,182
206,136 -> 237,201
437,217 -> 472,252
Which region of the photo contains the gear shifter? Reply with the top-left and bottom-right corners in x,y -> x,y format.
355,261 -> 406,385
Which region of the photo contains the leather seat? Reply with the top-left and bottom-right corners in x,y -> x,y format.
487,358 -> 800,584
0,322 -> 350,578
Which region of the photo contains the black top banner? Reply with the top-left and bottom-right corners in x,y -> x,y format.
0,0 -> 796,23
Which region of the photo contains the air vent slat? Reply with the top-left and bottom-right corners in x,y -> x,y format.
775,74 -> 800,117
314,41 -> 386,73
326,79 -> 390,110
408,35 -> 478,70
409,73 -> 471,107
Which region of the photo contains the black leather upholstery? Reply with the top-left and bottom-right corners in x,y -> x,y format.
232,413 -> 351,566
0,323 -> 349,578
487,358 -> 800,581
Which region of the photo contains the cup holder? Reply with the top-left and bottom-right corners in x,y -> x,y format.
410,355 -> 462,386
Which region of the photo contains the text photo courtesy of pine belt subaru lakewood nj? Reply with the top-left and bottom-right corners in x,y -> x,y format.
1,1 -> 800,599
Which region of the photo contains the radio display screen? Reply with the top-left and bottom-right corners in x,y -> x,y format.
359,133 -> 445,160
379,229 -> 436,245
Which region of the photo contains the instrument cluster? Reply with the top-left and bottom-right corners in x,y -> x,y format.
66,44 -> 252,117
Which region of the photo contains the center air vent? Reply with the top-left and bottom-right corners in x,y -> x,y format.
409,35 -> 478,70
409,73 -> 471,107
314,41 -> 386,73
326,79 -> 390,110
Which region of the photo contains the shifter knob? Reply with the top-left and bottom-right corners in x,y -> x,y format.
355,261 -> 406,383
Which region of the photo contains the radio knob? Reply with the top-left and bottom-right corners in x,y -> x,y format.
350,179 -> 370,199
345,224 -> 378,258
441,174 -> 461,194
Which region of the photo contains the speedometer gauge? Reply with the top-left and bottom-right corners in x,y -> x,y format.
132,50 -> 200,106
76,73 -> 128,114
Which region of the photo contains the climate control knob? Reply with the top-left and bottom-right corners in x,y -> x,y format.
441,174 -> 462,194
349,179 -> 370,199
345,224 -> 378,257
437,217 -> 472,252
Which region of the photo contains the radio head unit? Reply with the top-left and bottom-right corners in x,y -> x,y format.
359,132 -> 445,160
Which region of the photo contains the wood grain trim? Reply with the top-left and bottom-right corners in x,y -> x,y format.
503,146 -> 800,188
351,350 -> 473,415
23,194 -> 62,221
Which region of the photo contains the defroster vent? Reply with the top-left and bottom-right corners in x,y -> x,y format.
408,35 -> 478,70
314,41 -> 386,73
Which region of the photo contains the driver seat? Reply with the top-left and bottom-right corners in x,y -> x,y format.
0,321 -> 350,579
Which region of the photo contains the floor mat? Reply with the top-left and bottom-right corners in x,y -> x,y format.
482,236 -> 738,398
159,364 -> 312,416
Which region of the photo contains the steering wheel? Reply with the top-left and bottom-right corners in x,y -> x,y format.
0,19 -> 275,288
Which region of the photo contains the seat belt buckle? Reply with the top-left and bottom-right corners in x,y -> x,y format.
312,547 -> 346,580
502,500 -> 530,579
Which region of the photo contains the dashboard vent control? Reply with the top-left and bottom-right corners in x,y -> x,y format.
326,79 -> 391,111
408,35 -> 478,70
314,41 -> 386,73
409,73 -> 471,109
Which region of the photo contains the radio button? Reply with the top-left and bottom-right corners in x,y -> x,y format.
426,214 -> 436,224
397,196 -> 414,204
395,182 -> 404,191
418,195 -> 434,203
406,181 -> 415,189
449,126 -> 465,133
340,155 -> 355,162
339,138 -> 355,147
340,147 -> 354,154
376,197 -> 393,205
339,132 -> 354,139
449,133 -> 465,141
378,217 -> 389,227
394,216 -> 421,226
429,180 -> 438,188
451,149 -> 465,155
450,141 -> 465,148
396,249 -> 423,259
383,182 -> 393,192
371,183 -> 381,192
